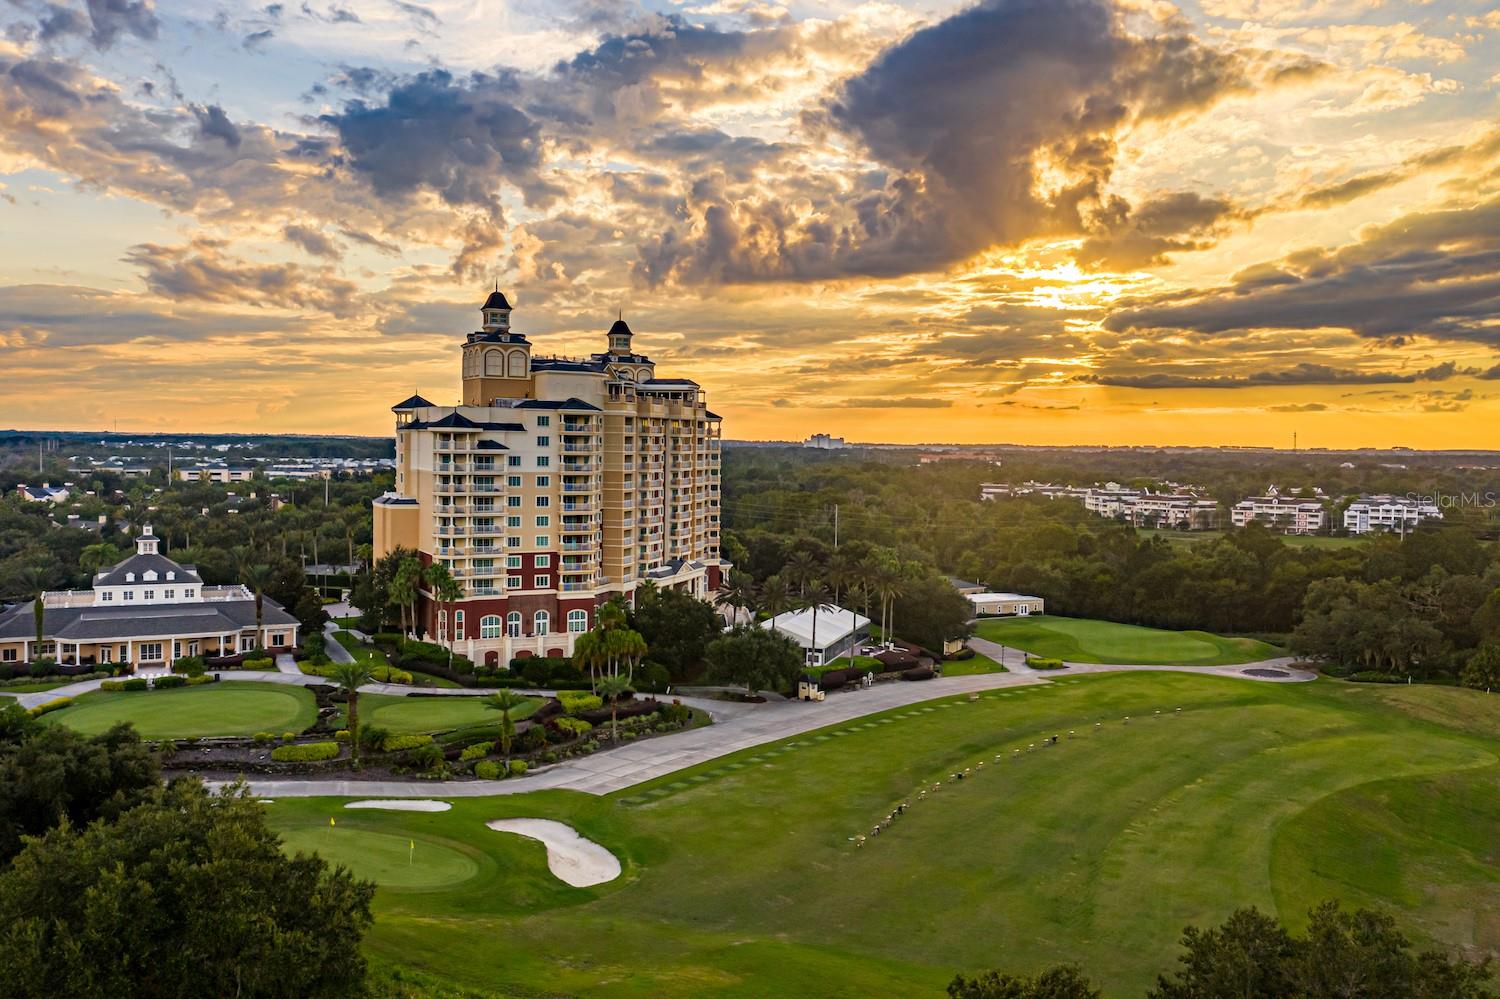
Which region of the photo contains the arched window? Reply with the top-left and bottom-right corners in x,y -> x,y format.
437,609 -> 447,642
506,612 -> 522,638
484,350 -> 504,376
507,350 -> 526,377
480,615 -> 502,639
453,610 -> 464,640
567,609 -> 589,633
533,610 -> 550,635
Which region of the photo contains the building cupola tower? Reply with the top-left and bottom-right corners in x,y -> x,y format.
608,316 -> 633,356
481,288 -> 512,332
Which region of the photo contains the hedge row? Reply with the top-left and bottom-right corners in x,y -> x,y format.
27,697 -> 72,717
1026,657 -> 1066,670
270,742 -> 341,762
474,759 -> 528,780
381,733 -> 434,753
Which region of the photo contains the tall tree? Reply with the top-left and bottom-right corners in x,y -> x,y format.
595,673 -> 633,743
331,662 -> 372,768
425,562 -> 464,668
482,690 -> 527,764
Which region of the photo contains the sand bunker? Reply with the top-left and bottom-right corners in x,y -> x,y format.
486,818 -> 621,887
345,799 -> 453,812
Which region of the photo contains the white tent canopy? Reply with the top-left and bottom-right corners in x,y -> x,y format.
762,604 -> 870,658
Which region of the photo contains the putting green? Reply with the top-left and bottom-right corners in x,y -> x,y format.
975,614 -> 1281,666
361,694 -> 539,735
266,674 -> 1500,998
39,682 -> 316,739
279,825 -> 480,890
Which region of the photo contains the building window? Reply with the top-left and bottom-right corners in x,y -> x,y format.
567,609 -> 589,633
536,516 -> 550,527
453,610 -> 464,639
506,612 -> 522,638
271,633 -> 287,647
101,591 -> 113,602
140,642 -> 163,662
537,476 -> 550,487
480,615 -> 502,639
508,475 -> 522,487
533,610 -> 550,635
1,649 -> 15,663
508,456 -> 522,467
506,555 -> 522,569
537,416 -> 550,427
506,537 -> 521,548
507,515 -> 521,527
534,575 -> 551,588
98,647 -> 111,663
184,588 -> 195,598
535,554 -> 551,568
536,456 -> 550,467
164,589 -> 175,600
438,610 -> 447,642
536,496 -> 550,507
535,535 -> 549,547
123,590 -> 134,601
507,496 -> 522,508
536,436 -> 549,447
507,575 -> 522,589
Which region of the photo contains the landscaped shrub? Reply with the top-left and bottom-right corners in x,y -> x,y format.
100,679 -> 125,692
122,678 -> 149,692
281,732 -> 296,743
27,696 -> 71,717
184,674 -> 215,686
28,658 -> 58,678
382,733 -> 434,753
635,662 -> 671,693
358,725 -> 390,750
243,657 -> 275,671
252,731 -> 275,745
334,729 -> 351,742
518,726 -> 549,752
371,665 -> 413,685
171,655 -> 205,677
661,702 -> 692,726
299,661 -> 337,678
1346,671 -> 1405,684
553,716 -> 593,737
270,741 -> 340,762
508,760 -> 527,777
1026,657 -> 1066,670
460,742 -> 491,761
153,675 -> 186,689
557,691 -> 603,715
900,666 -> 935,681
474,760 -> 502,779
409,742 -> 444,771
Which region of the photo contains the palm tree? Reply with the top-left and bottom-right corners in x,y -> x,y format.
720,571 -> 755,625
425,562 -> 464,667
390,557 -> 422,637
79,542 -> 123,577
482,690 -> 527,764
616,627 -> 648,683
804,580 -> 833,666
875,569 -> 906,647
760,574 -> 792,629
572,629 -> 602,689
596,674 -> 632,743
826,550 -> 857,607
19,565 -> 50,662
332,662 -> 372,768
239,561 -> 275,643
785,550 -> 820,597
845,582 -> 869,658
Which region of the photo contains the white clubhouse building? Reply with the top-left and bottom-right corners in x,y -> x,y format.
0,526 -> 299,669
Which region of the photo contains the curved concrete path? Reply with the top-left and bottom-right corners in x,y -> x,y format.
965,636 -> 1314,683
213,655 -> 1313,800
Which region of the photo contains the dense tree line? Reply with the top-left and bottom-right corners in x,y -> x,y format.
951,902 -> 1495,998
722,450 -> 1500,680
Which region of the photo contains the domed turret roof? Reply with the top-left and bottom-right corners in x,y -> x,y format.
482,290 -> 512,311
609,318 -> 632,336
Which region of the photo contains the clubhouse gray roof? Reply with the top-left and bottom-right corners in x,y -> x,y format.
513,398 -> 602,412
0,595 -> 297,642
94,553 -> 202,587
391,394 -> 435,411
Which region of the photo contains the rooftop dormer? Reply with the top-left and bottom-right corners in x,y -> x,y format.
481,288 -> 512,333
136,524 -> 160,556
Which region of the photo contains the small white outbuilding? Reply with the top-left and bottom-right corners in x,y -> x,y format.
967,592 -> 1045,617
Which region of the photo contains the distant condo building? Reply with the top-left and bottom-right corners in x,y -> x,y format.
1230,491 -> 1327,534
804,433 -> 848,449
176,464 -> 255,483
981,480 -> 1217,529
1344,495 -> 1442,535
373,291 -> 727,668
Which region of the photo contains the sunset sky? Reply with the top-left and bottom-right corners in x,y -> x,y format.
1,0 -> 1498,447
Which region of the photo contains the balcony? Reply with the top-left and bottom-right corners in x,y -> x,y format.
562,459 -> 596,473
561,442 -> 595,453
436,526 -> 467,537
561,540 -> 594,552
562,500 -> 595,512
562,482 -> 598,494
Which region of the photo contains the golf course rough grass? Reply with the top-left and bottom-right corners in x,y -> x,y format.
975,614 -> 1282,666
265,673 -> 1500,998
360,694 -> 540,735
39,682 -> 317,739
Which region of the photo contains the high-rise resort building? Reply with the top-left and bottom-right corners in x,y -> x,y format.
373,290 -> 727,668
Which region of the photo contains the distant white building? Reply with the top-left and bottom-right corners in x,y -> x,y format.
16,482 -> 69,504
762,604 -> 870,666
1344,495 -> 1441,535
967,592 -> 1044,617
1231,495 -> 1326,534
177,465 -> 255,483
804,433 -> 848,450
982,480 -> 1216,529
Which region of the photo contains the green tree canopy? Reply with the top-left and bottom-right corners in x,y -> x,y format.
704,625 -> 804,695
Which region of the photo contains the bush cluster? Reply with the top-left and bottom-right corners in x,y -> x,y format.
1026,657 -> 1066,670
557,691 -> 603,715
553,716 -> 593,737
185,675 -> 215,686
381,733 -> 434,753
474,760 -> 502,779
242,657 -> 275,671
1346,671 -> 1406,684
171,655 -> 206,677
153,675 -> 186,690
901,665 -> 936,681
270,742 -> 340,762
370,665 -> 413,685
459,742 -> 491,761
121,678 -> 150,692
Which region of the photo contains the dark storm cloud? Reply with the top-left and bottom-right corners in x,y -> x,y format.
191,103 -> 241,148
283,224 -> 340,258
633,0 -> 1307,285
26,0 -> 158,49
1106,196 -> 1500,345
1082,361 -> 1471,389
318,69 -> 556,217
1075,192 -> 1246,271
124,239 -> 361,316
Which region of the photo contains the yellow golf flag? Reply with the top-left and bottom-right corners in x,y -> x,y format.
409,840 -> 414,850
329,817 -> 336,827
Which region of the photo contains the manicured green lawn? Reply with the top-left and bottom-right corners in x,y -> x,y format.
974,614 -> 1281,666
335,631 -> 390,668
40,682 -> 317,739
0,680 -> 70,694
266,675 -> 1500,998
940,650 -> 1006,676
360,694 -> 540,735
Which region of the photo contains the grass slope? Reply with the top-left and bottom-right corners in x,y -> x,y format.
266,675 -> 1500,998
42,682 -> 317,739
975,614 -> 1281,666
361,694 -> 540,736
